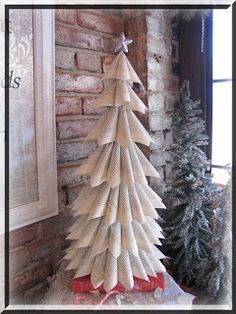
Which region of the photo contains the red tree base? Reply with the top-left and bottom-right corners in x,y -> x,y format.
72,273 -> 165,293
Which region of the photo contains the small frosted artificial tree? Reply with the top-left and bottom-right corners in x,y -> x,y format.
195,169 -> 230,301
163,80 -> 224,295
63,33 -> 167,292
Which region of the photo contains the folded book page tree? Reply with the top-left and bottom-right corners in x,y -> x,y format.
64,33 -> 167,292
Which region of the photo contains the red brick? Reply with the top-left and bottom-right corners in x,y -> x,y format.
130,15 -> 147,39
9,224 -> 38,250
55,96 -> 82,116
103,37 -> 116,54
102,56 -> 115,73
55,9 -> 76,25
75,52 -> 101,73
55,46 -> 76,70
36,222 -> 44,239
27,237 -> 62,263
9,247 -> 31,274
42,215 -> 64,238
82,96 -> 107,115
58,119 -> 98,139
57,141 -> 96,163
55,71 -> 103,93
10,263 -> 49,294
77,10 -> 122,35
57,166 -> 87,188
56,24 -> 102,51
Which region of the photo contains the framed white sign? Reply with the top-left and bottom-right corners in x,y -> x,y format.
9,9 -> 58,231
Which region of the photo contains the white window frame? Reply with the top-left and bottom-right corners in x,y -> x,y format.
211,7 -> 232,185
9,9 -> 58,231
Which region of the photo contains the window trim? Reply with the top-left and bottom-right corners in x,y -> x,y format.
211,7 -> 233,177
9,9 -> 58,231
211,78 -> 232,173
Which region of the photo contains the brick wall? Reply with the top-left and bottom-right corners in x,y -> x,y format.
55,8 -> 123,208
9,8 -> 179,303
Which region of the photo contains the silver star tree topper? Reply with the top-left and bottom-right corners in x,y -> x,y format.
114,32 -> 133,53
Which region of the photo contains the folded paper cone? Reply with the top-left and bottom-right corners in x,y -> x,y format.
129,143 -> 147,185
87,184 -> 110,220
142,221 -> 163,245
104,186 -> 119,225
90,251 -> 107,289
103,51 -> 143,87
122,224 -> 139,256
132,221 -> 154,254
69,245 -> 166,292
134,144 -> 161,178
73,247 -> 95,278
130,252 -> 149,281
69,182 -> 163,227
118,184 -> 132,226
91,219 -> 110,257
76,146 -> 103,176
103,252 -> 118,292
90,144 -> 113,187
129,185 -> 146,224
74,218 -> 101,247
65,247 -> 88,270
121,146 -> 135,185
116,107 -> 133,147
115,80 -> 132,106
78,141 -> 160,188
86,107 -> 153,147
127,109 -> 154,146
107,143 -> 121,188
92,80 -> 147,114
139,250 -> 158,277
141,183 -> 166,209
118,250 -> 134,290
108,222 -> 122,258
97,108 -> 119,145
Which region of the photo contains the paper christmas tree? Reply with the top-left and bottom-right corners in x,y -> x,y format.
64,33 -> 167,292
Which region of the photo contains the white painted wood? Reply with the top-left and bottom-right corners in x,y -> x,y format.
9,9 -> 58,231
